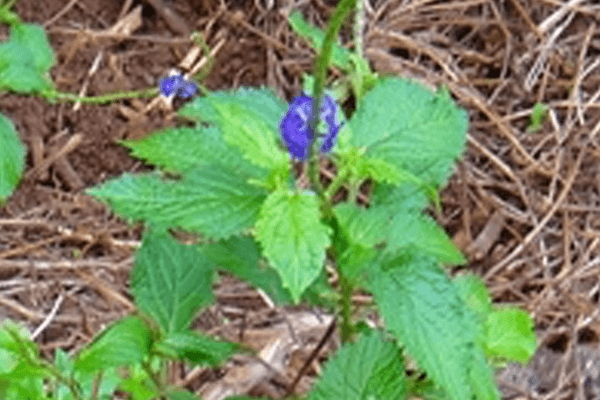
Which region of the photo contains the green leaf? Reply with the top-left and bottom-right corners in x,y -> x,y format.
87,167 -> 268,239
119,364 -> 160,400
308,331 -> 406,400
4,376 -> 46,400
121,126 -> 269,179
454,273 -> 493,318
155,330 -> 238,367
201,236 -> 293,304
0,113 -> 25,204
527,102 -> 548,133
179,87 -> 289,171
166,390 -> 200,400
368,253 -> 478,400
74,316 -> 151,373
255,190 -> 332,302
484,307 -> 536,363
333,183 -> 465,265
132,232 -> 215,334
288,10 -> 352,70
0,23 -> 55,93
344,78 -> 468,188
468,350 -> 500,400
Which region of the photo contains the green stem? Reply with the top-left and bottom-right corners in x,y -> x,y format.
324,164 -> 351,202
43,87 -> 159,104
141,358 -> 167,396
338,272 -> 354,344
348,178 -> 361,204
307,0 -> 358,199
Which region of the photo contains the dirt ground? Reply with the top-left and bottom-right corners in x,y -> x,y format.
2,0 -> 600,398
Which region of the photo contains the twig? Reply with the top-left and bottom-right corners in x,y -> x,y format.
285,317 -> 337,396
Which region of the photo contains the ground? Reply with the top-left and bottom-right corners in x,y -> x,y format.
2,0 -> 600,398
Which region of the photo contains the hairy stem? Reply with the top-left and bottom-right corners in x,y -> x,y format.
307,0 -> 358,199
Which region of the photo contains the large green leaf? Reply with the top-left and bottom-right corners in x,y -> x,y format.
368,253 -> 480,400
87,167 -> 268,239
309,331 -> 406,400
255,189 -> 332,302
155,330 -> 238,367
0,114 -> 25,204
132,232 -> 215,334
121,126 -> 268,178
334,183 -> 465,265
74,316 -> 152,373
201,236 -> 293,304
344,78 -> 468,188
179,87 -> 289,170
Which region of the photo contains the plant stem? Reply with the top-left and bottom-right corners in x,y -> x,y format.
353,0 -> 364,59
338,272 -> 354,343
44,87 -> 159,104
324,164 -> 351,202
307,0 -> 358,199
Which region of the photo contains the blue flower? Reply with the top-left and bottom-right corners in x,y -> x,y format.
159,74 -> 198,99
280,94 -> 340,161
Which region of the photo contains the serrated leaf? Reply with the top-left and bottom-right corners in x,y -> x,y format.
0,23 -> 54,93
132,232 -> 215,334
179,87 -> 289,170
288,10 -> 352,70
484,308 -> 536,363
454,273 -> 493,318
309,331 -> 406,400
374,184 -> 466,264
368,253 -> 478,400
155,330 -> 238,367
87,167 -> 268,239
0,114 -> 25,204
468,350 -> 501,400
255,190 -> 331,302
74,316 -> 151,373
334,183 -> 465,265
201,236 -> 293,304
121,126 -> 269,179
345,78 -> 468,188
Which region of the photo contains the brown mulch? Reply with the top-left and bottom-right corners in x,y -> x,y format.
2,0 -> 600,399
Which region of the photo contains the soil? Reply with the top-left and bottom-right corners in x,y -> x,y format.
2,0 -> 600,399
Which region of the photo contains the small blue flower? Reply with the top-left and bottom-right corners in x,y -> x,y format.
280,94 -> 340,161
159,74 -> 198,99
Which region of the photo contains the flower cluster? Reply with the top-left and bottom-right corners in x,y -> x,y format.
280,94 -> 340,161
159,73 -> 198,99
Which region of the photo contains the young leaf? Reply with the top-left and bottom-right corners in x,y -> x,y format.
119,363 -> 160,400
0,23 -> 55,93
179,87 -> 289,171
308,331 -> 406,400
288,10 -> 352,70
454,273 -> 493,318
344,78 -> 468,188
132,232 -> 215,334
368,253 -> 479,400
87,167 -> 268,239
255,189 -> 332,302
155,330 -> 238,367
484,307 -> 536,363
0,114 -> 25,204
121,126 -> 269,178
74,316 -> 152,373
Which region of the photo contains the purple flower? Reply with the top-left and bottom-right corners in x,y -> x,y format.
159,74 -> 198,99
280,94 -> 340,161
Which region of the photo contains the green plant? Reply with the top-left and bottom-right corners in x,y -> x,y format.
526,102 -> 549,133
0,0 -> 537,398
